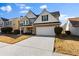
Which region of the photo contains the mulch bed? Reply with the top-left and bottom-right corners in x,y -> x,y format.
0,34 -> 21,39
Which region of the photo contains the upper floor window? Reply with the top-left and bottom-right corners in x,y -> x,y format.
42,15 -> 48,21
21,20 -> 29,26
6,22 -> 9,25
0,22 -> 3,26
9,21 -> 12,25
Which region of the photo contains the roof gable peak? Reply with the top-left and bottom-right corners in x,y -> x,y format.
26,10 -> 37,18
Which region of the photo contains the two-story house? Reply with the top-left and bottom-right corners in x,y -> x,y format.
33,9 -> 60,36
19,9 -> 60,36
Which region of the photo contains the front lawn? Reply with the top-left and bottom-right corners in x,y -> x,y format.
55,34 -> 79,56
0,35 -> 31,44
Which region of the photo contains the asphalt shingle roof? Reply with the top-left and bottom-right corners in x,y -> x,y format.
1,17 -> 9,21
69,17 -> 79,27
50,11 -> 60,17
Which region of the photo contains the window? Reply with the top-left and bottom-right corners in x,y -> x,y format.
42,15 -> 48,21
22,20 -> 29,26
6,22 -> 9,25
24,20 -> 29,25
0,22 -> 3,27
4,21 -> 9,26
9,21 -> 12,25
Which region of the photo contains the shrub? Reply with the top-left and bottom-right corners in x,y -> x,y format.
22,30 -> 32,35
1,27 -> 13,34
23,32 -> 32,35
13,30 -> 20,34
54,26 -> 63,35
65,31 -> 71,35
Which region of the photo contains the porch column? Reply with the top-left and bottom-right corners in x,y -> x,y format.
32,26 -> 36,35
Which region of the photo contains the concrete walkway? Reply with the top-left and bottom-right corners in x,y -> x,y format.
0,36 -> 69,56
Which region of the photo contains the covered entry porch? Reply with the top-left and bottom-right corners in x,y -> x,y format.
21,26 -> 33,34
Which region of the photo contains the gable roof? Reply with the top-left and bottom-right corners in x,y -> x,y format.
39,9 -> 60,18
36,15 -> 39,17
34,9 -> 60,24
50,11 -> 60,18
0,17 -> 9,21
69,17 -> 79,27
26,10 -> 37,18
21,16 -> 29,21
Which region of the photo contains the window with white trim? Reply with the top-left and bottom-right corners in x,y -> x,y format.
42,15 -> 48,21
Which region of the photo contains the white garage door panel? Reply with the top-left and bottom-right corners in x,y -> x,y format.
36,27 -> 55,36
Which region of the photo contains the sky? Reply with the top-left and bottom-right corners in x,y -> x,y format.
0,3 -> 79,25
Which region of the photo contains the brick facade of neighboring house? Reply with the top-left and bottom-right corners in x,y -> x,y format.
0,17 -> 20,32
10,18 -> 20,31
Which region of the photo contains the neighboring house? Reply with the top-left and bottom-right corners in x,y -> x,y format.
0,18 -> 4,27
0,17 -> 20,32
10,18 -> 20,31
0,17 -> 12,33
0,18 -> 5,33
0,17 -> 10,27
0,10 -> 38,34
20,10 -> 38,34
33,9 -> 60,36
68,17 -> 79,36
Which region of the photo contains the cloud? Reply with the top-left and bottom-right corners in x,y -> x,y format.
59,14 -> 75,26
19,4 -> 26,9
60,14 -> 68,18
25,6 -> 31,9
19,10 -> 28,14
20,6 -> 31,9
60,14 -> 75,21
15,3 -> 26,9
60,14 -> 69,20
15,3 -> 31,10
40,5 -> 47,9
59,14 -> 70,26
60,14 -> 72,30
15,3 -> 26,7
21,6 -> 31,10
0,5 -> 12,12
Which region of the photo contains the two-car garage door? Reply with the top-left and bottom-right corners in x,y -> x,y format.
36,26 -> 55,36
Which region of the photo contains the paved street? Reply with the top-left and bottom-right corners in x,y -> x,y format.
0,36 -> 69,56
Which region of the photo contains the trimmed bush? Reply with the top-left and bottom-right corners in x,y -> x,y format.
1,27 -> 13,34
65,31 -> 71,35
13,30 -> 20,34
54,26 -> 63,35
23,31 -> 32,35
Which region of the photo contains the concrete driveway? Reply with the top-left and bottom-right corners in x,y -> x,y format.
0,36 -> 68,56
